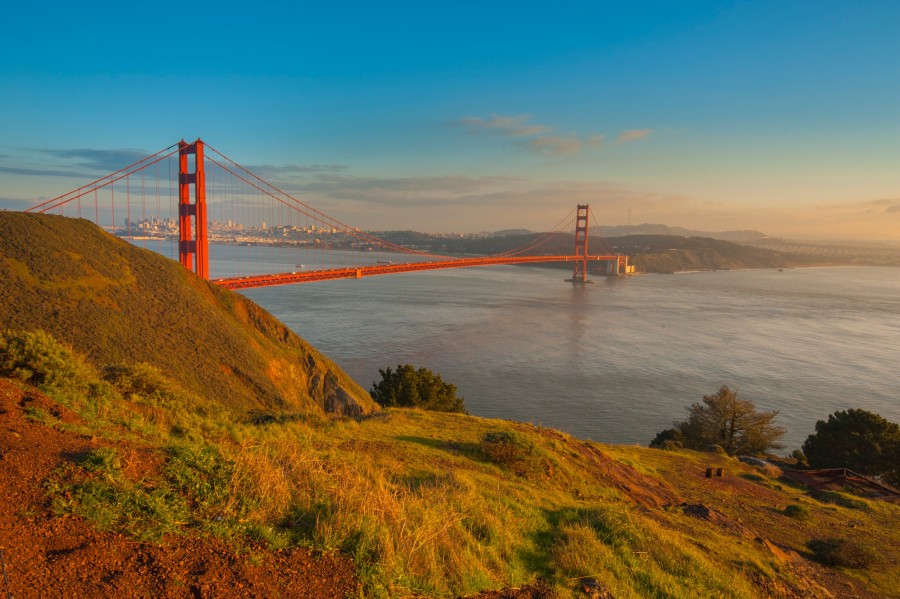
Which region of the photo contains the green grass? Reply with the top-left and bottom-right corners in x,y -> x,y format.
0,212 -> 375,417
10,338 -> 900,597
14,333 -> 893,599
25,342 -> 893,599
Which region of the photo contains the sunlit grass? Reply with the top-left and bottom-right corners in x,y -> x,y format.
5,328 -> 900,598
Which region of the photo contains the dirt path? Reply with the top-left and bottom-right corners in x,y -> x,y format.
0,380 -> 359,598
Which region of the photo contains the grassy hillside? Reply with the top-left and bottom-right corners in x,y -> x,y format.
2,213 -> 897,598
0,212 -> 375,416
2,330 -> 898,598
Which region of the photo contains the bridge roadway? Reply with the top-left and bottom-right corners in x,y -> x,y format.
215,254 -> 627,289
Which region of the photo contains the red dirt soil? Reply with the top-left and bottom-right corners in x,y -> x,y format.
0,379 -> 359,598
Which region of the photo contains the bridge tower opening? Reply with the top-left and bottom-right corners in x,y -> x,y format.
178,139 -> 209,279
569,204 -> 590,284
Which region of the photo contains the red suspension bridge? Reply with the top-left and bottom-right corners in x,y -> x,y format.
25,139 -> 631,289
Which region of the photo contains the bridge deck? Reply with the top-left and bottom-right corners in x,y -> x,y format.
215,255 -> 627,289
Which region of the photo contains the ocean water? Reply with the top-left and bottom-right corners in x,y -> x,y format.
236,263 -> 900,451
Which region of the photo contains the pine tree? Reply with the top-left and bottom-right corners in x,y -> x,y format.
370,364 -> 466,414
673,385 -> 785,455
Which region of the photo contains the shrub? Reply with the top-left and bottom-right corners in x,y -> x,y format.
807,538 -> 876,569
479,431 -> 542,477
782,504 -> 809,520
649,427 -> 684,449
0,329 -> 98,396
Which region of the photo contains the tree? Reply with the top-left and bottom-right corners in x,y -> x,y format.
370,364 -> 467,414
666,385 -> 785,456
649,427 -> 684,449
802,409 -> 900,486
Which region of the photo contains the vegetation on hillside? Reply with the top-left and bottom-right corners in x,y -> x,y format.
3,213 -> 899,598
3,329 -> 899,598
374,230 -> 835,273
802,409 -> 900,486
0,212 -> 375,416
370,364 -> 466,413
615,235 -> 818,274
651,386 -> 785,456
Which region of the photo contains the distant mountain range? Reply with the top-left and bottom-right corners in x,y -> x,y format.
490,223 -> 772,242
593,224 -> 772,242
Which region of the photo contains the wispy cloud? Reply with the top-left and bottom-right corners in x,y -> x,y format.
452,114 -> 552,137
452,113 -> 638,157
863,198 -> 900,214
0,165 -> 93,178
815,197 -> 900,214
616,129 -> 653,143
245,163 -> 347,177
525,135 -> 583,156
38,148 -> 151,172
277,173 -> 523,207
0,146 -> 155,181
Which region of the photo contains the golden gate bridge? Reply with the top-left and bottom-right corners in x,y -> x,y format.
25,139 -> 631,288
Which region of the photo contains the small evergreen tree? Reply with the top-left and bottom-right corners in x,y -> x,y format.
667,385 -> 785,456
649,427 -> 684,449
370,364 -> 466,414
802,409 -> 900,486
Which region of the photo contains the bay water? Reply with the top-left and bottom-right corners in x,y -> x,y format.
238,263 -> 900,451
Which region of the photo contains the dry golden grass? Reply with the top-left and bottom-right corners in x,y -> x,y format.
6,329 -> 900,598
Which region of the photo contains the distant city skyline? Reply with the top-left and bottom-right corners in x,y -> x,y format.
1,1 -> 898,240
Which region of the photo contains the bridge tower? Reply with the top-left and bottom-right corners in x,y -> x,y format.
570,204 -> 590,284
178,139 -> 209,279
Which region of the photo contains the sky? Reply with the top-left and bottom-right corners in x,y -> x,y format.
1,1 -> 899,240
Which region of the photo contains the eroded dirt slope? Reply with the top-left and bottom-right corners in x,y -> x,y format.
0,380 -> 358,598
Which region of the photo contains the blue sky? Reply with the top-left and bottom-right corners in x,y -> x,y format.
1,1 -> 898,238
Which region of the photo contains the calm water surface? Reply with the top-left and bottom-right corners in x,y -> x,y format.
237,264 -> 900,450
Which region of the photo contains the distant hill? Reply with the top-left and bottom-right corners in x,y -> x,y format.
0,212 -> 376,416
490,228 -> 533,237
595,223 -> 771,243
605,234 -> 827,273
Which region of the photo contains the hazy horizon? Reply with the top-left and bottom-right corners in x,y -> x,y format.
1,2 -> 897,241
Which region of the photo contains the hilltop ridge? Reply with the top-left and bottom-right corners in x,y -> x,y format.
0,211 -> 376,416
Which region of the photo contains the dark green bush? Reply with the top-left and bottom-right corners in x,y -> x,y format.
370,364 -> 466,413
479,431 -> 543,477
807,538 -> 876,569
649,427 -> 683,449
802,409 -> 900,487
782,504 -> 809,520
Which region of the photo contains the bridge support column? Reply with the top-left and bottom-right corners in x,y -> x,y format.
178,139 -> 209,279
570,204 -> 589,284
